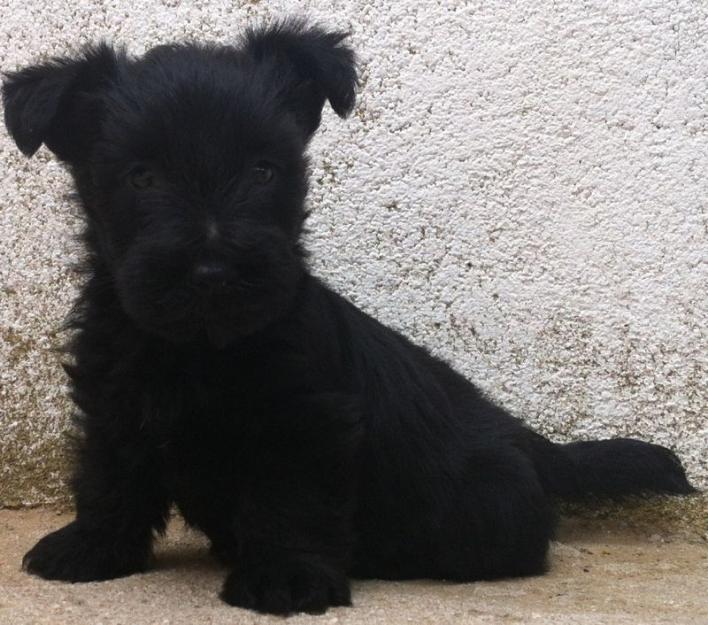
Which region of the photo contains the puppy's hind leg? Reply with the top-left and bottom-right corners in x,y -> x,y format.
433,447 -> 555,581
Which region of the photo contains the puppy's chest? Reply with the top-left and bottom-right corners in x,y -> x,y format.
141,370 -> 259,487
128,347 -> 313,511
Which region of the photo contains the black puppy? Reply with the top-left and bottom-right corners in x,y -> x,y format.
3,20 -> 696,616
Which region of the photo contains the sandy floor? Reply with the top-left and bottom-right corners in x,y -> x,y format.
1,508 -> 706,625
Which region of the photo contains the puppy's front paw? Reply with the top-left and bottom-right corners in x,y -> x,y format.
23,521 -> 148,582
221,557 -> 351,615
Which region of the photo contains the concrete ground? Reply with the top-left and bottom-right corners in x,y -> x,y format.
1,505 -> 707,625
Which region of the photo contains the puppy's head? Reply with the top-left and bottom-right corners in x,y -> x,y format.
3,21 -> 357,346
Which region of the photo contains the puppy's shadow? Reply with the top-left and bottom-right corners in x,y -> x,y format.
151,531 -> 226,575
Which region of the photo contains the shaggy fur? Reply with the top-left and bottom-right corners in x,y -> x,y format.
2,20 -> 696,615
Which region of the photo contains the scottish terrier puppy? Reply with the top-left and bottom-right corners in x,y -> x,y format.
3,20 -> 696,615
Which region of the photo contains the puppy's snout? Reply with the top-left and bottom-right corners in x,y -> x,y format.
191,261 -> 232,291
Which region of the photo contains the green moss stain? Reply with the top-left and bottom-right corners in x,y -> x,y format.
0,435 -> 72,507
1,322 -> 74,507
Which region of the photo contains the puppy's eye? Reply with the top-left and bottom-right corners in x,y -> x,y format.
128,166 -> 154,190
252,162 -> 274,185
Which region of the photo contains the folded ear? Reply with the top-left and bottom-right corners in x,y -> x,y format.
243,20 -> 358,138
2,43 -> 120,161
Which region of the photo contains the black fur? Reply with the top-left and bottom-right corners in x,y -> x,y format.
3,20 -> 696,616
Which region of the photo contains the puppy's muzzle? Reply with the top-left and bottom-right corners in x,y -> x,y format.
191,261 -> 233,292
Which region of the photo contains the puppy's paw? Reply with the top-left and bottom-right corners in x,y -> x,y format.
23,521 -> 148,582
220,557 -> 351,615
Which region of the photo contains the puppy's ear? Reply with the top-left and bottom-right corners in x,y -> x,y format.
2,43 -> 119,161
244,20 -> 357,138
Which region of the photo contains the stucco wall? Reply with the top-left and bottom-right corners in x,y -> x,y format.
1,0 -> 706,506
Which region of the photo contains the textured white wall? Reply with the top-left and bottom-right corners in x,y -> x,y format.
1,0 -> 706,505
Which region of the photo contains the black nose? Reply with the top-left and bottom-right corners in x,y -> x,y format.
191,261 -> 232,290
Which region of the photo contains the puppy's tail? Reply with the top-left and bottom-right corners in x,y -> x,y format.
531,437 -> 697,500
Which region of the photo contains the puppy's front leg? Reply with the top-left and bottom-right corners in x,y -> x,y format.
220,394 -> 362,615
23,418 -> 170,582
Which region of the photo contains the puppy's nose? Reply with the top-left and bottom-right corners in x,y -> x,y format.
191,261 -> 232,290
